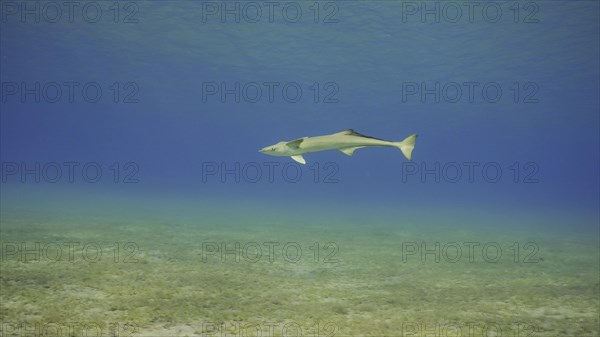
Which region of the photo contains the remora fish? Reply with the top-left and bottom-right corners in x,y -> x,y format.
259,129 -> 417,164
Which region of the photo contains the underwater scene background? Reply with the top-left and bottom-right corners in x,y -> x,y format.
1,1 -> 599,336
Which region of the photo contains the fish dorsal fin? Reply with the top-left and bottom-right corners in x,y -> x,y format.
286,137 -> 305,149
334,129 -> 387,141
291,155 -> 306,164
334,129 -> 358,136
339,146 -> 365,156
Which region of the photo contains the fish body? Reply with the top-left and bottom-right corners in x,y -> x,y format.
259,129 -> 417,164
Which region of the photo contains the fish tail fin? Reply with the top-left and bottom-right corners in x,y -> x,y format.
395,134 -> 417,160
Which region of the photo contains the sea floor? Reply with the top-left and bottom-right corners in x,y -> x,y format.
1,211 -> 598,337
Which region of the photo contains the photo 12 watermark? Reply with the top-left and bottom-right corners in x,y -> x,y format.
201,241 -> 340,264
1,81 -> 140,104
400,81 -> 539,104
1,1 -> 139,23
1,161 -> 140,184
201,81 -> 339,104
1,242 -> 141,263
201,161 -> 339,184
401,1 -> 540,24
200,1 -> 340,24
401,321 -> 538,337
1,322 -> 138,337
401,161 -> 540,184
199,320 -> 338,337
401,241 -> 542,263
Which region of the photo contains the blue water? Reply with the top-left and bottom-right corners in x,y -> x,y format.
2,1 -> 598,223
1,1 -> 599,336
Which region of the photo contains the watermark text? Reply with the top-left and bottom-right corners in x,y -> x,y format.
201,81 -> 339,103
1,1 -> 139,23
1,81 -> 139,104
1,242 -> 140,263
401,242 -> 542,263
201,161 -> 339,183
401,1 -> 540,24
402,161 -> 539,184
200,1 -> 339,24
400,81 -> 539,103
1,161 -> 140,184
201,241 -> 339,263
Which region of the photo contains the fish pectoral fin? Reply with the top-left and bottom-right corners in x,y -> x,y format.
286,138 -> 305,150
291,155 -> 306,165
339,146 -> 365,156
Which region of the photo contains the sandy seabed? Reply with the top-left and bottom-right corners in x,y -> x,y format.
1,214 -> 598,337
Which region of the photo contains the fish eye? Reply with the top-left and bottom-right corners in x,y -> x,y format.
271,147 -> 275,151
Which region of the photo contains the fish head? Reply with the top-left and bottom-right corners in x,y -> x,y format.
259,141 -> 290,157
